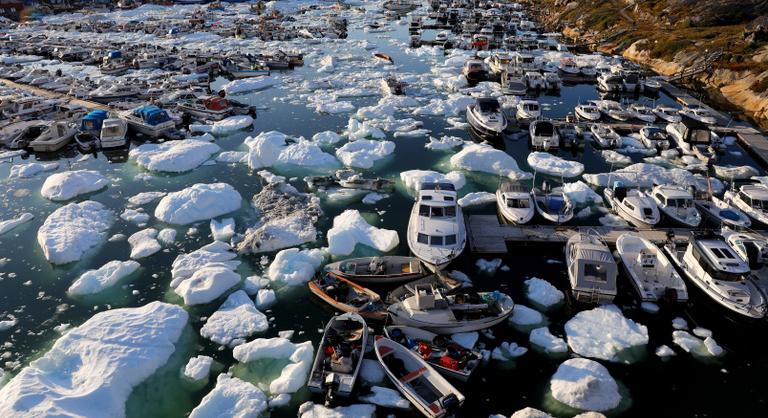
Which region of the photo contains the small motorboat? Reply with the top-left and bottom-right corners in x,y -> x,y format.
99,118 -> 129,149
724,184 -> 768,227
407,182 -> 466,271
557,122 -> 581,149
596,100 -> 631,122
604,181 -> 660,228
666,118 -> 717,163
307,313 -> 367,400
529,120 -> 559,150
0,120 -> 48,150
75,109 -> 108,152
680,105 -> 718,125
647,184 -> 701,228
29,121 -> 78,153
384,325 -> 482,382
515,99 -> 541,122
616,233 -> 688,303
500,73 -> 527,96
176,96 -> 234,121
524,71 -> 546,90
628,104 -> 657,124
323,256 -> 427,285
496,181 -> 535,225
639,127 -> 670,151
385,273 -> 468,305
375,336 -> 465,418
335,170 -> 394,191
466,97 -> 507,137
373,52 -> 394,64
309,273 -> 387,320
721,228 -> 768,295
387,283 -> 515,334
694,195 -> 751,229
566,232 -> 618,303
590,123 -> 621,149
461,58 -> 489,84
653,104 -> 682,123
531,181 -> 574,224
574,102 -> 601,121
120,105 -> 178,139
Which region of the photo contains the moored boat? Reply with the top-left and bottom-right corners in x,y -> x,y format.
323,256 -> 427,285
307,313 -> 367,400
616,233 -> 688,303
309,272 -> 387,320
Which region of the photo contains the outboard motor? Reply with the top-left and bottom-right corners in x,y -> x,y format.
744,241 -> 764,270
441,393 -> 461,412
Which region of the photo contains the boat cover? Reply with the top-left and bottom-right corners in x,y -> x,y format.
134,106 -> 171,125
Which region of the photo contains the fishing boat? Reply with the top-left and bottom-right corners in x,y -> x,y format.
307,313 -> 367,400
616,233 -> 688,303
496,181 -> 535,225
335,170 -> 395,191
574,102 -> 601,121
0,120 -> 48,149
680,105 -> 718,125
531,181 -> 574,224
604,181 -> 660,228
566,232 -> 618,303
373,52 -> 394,64
309,272 -> 387,320
725,184 -> 768,226
387,283 -> 514,334
385,273 -> 469,305
381,76 -> 406,96
74,110 -> 108,153
597,100 -> 631,122
694,195 -> 751,229
589,123 -> 620,149
653,105 -> 682,123
647,184 -> 701,227
120,105 -> 177,139
375,336 -> 464,418
466,97 -> 507,137
665,232 -> 767,319
28,121 -> 77,153
500,72 -> 528,96
524,71 -> 546,90
529,120 -> 559,150
407,182 -> 466,271
323,256 -> 427,285
384,326 -> 482,382
99,118 -> 129,149
639,127 -> 670,150
176,96 -> 234,121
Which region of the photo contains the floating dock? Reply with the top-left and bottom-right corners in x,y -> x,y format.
0,78 -> 109,111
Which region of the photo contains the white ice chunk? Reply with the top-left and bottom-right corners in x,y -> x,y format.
359,386 -> 410,409
127,191 -> 166,206
155,183 -> 242,225
400,169 -> 465,192
41,170 -> 108,201
174,263 -> 241,306
509,304 -> 545,327
183,355 -> 214,382
327,210 -> 399,256
336,139 -> 395,169
527,152 -> 584,178
298,402 -> 376,418
188,375 -> 267,418
549,358 -> 621,412
530,327 -> 568,354
128,228 -> 161,259
120,208 -> 150,225
233,338 -> 314,394
458,191 -> 496,207
129,139 -> 220,173
211,218 -> 235,242
200,290 -> 268,346
425,135 -> 464,150
0,213 -> 33,236
256,289 -> 276,308
8,162 -> 58,178
450,143 -> 531,180
564,305 -> 648,363
68,260 -> 140,296
158,228 -> 177,244
222,76 -> 278,94
37,201 -> 113,264
267,248 -> 326,286
525,277 -> 564,309
360,359 -> 385,384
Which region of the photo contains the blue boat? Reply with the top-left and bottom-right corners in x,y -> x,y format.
121,105 -> 177,139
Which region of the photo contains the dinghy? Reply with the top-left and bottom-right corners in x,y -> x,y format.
616,233 -> 688,303
323,256 -> 427,285
384,325 -> 482,382
307,313 -> 367,400
375,336 -> 465,418
309,273 -> 387,320
695,195 -> 751,229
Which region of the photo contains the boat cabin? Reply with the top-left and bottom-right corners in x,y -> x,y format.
81,110 -> 108,132
690,234 -> 750,282
569,238 -> 618,299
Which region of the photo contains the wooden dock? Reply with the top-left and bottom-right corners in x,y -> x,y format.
0,78 -> 109,111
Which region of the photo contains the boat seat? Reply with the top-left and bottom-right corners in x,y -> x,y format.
399,366 -> 427,383
378,346 -> 394,357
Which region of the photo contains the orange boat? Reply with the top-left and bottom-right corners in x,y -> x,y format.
373,53 -> 394,64
309,272 -> 387,320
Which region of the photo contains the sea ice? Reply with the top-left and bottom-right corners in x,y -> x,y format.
128,228 -> 162,259
549,358 -> 621,412
200,290 -> 268,347
256,289 -> 276,308
655,345 -> 676,358
232,337 -> 314,394
171,242 -> 239,289
425,135 -> 464,150
37,201 -> 113,264
158,228 -> 177,244
120,208 -> 150,225
40,170 -> 108,201
0,213 -> 33,236
492,341 -> 528,361
451,332 -> 479,349
327,210 -> 399,256
524,277 -> 564,309
527,152 -> 584,178
583,163 -> 724,194
400,169 -> 466,192
714,165 -> 759,180
510,407 -> 554,418
476,258 -> 503,273
129,139 -> 220,173
222,76 -> 278,94
360,359 -> 385,384
564,305 -> 648,363
183,355 -> 214,382
359,386 -> 410,409
530,327 -> 568,354
458,191 -> 496,207
8,162 -> 58,178
210,218 -> 235,241
267,248 -> 326,286
336,139 -> 395,169
562,181 -> 603,206
601,150 -> 631,165
188,374 -> 268,418
68,260 -> 140,296
312,130 -> 343,145
298,402 -> 376,418
450,143 -> 531,180
174,263 -> 241,306
509,304 -> 545,328
155,183 -> 242,225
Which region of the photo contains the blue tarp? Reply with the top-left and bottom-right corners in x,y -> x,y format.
81,110 -> 108,132
108,51 -> 122,59
134,106 -> 171,126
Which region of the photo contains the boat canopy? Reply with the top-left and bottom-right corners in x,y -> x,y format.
204,97 -> 230,111
107,50 -> 122,59
81,110 -> 108,131
133,105 -> 171,125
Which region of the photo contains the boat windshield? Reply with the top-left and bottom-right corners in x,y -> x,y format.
752,199 -> 768,210
689,129 -> 711,144
583,262 -> 608,283
507,198 -> 530,208
478,100 -> 500,112
668,198 -> 692,208
419,204 -> 456,218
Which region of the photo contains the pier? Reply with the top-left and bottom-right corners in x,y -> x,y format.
0,78 -> 109,112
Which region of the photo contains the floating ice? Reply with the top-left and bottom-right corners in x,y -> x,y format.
232,337 -> 314,394
120,208 -> 150,225
527,152 -> 584,178
37,201 -> 113,264
183,355 -> 214,382
312,130 -> 343,145
601,150 -> 632,165
155,183 -> 242,225
8,162 -> 58,178
359,386 -> 410,409
129,139 -> 220,173
267,248 -> 326,286
458,191 -> 496,207
562,181 -> 602,206
564,305 -> 648,363
256,289 -> 276,308
672,317 -> 688,330
714,165 -> 759,180
360,359 -> 385,384
200,290 -> 268,347
336,139 -> 395,169
451,332 -> 479,349
583,163 -> 724,194
245,131 -> 338,170
222,76 -> 278,94
0,213 -> 33,236
655,345 -> 676,358
400,169 -> 465,192
509,304 -> 545,328
327,210 -> 399,256
492,341 -> 528,361
0,302 -> 187,417
450,143 -> 531,180
158,228 -> 177,244
68,260 -> 140,296
640,302 -> 660,313
40,170 -> 108,201
549,358 -> 621,412
189,374 -> 268,418
345,119 -> 386,140
171,241 -> 239,288
530,327 -> 568,354
525,278 -> 564,309
362,192 -> 388,205
298,402 -> 376,418
216,151 -> 248,163
476,258 -> 503,273
0,317 -> 17,332
672,330 -> 725,358
210,218 -> 235,242
129,228 -> 162,259
425,135 -> 464,150
599,214 -> 629,227
510,407 -> 554,418
174,262 -> 241,306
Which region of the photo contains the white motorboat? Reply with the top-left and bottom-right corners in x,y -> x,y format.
524,71 -> 546,90
99,118 -> 129,149
488,52 -> 513,75
0,120 -> 48,149
496,181 -> 535,225
532,181 -> 574,224
721,228 -> 768,296
616,233 -> 688,302
604,182 -> 660,228
653,104 -> 682,123
375,336 -> 465,418
500,73 -> 527,95
590,123 -> 620,149
648,184 -> 701,227
176,96 -> 234,121
574,102 -> 601,121
88,84 -> 140,104
384,325 -> 482,382
579,64 -> 597,78
544,72 -> 562,90
680,105 -> 718,125
724,184 -> 768,226
628,104 -> 657,124
461,58 -> 488,83
694,195 -> 751,229
666,118 -> 717,163
558,58 -> 580,75
323,256 -> 426,285
565,232 -> 618,303
639,127 -> 670,150
466,98 -> 507,137
515,99 -> 540,122
596,100 -> 631,122
120,105 -> 177,139
665,232 -> 767,319
28,121 -> 77,153
307,313 -> 366,399
1,96 -> 57,120
597,72 -> 623,92
407,182 -> 466,270
529,120 -> 559,150
387,283 -> 515,334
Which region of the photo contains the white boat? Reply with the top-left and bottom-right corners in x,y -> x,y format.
0,120 -> 48,149
725,184 -> 768,226
88,84 -> 140,104
616,233 -> 688,302
524,71 -> 546,90
590,123 -> 620,148
500,73 -> 527,95
639,127 -> 670,150
665,232 -> 767,319
28,121 -> 77,153
496,181 -> 535,225
604,182 -> 660,228
375,336 -> 465,418
721,229 -> 768,296
322,256 -> 426,285
680,105 -> 718,125
544,72 -> 562,90
488,53 -> 513,75
666,118 -> 717,162
387,283 -> 515,334
120,105 -> 177,139
629,104 -> 657,124
643,78 -> 662,93
2,96 -> 57,119
516,99 -> 540,122
384,326 -> 482,382
574,102 -> 601,121
565,232 -> 618,303
647,184 -> 701,227
529,120 -> 559,150
307,313 -> 367,399
99,118 -> 129,149
597,72 -> 623,92
596,100 -> 631,122
694,195 -> 751,229
532,181 -> 573,224
461,59 -> 488,83
466,98 -> 507,137
176,96 -> 233,121
407,182 -> 466,270
579,64 -> 597,78
558,58 -> 580,75
653,105 -> 682,123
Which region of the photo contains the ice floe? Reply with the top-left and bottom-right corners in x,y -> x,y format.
211,218 -> 235,242
267,248 -> 326,286
425,135 -> 464,150
183,355 -> 214,383
8,162 -> 58,178
200,290 -> 268,347
527,152 -> 584,178
336,139 -> 395,169
129,139 -> 220,173
232,337 -> 314,394
120,208 -> 150,225
189,374 -> 268,418
400,169 -> 466,192
327,210 -> 399,256
0,213 -> 33,236
155,183 -> 242,225
564,305 -> 648,363
128,228 -> 162,259
530,327 -> 568,354
128,191 -> 167,207
298,402 -> 376,418
450,143 -> 531,180
583,163 -> 724,194
525,277 -> 564,309
359,386 -> 410,409
549,358 -> 621,412
458,191 -> 496,207
68,260 -> 140,296
40,170 -> 108,201
37,200 -> 113,264
222,76 -> 278,94
672,330 -> 725,358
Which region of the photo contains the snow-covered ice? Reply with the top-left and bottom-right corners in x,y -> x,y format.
188,374 -> 268,418
527,152 -> 584,178
128,228 -> 162,259
359,386 -> 410,409
525,277 -> 564,309
40,170 -> 108,201
129,139 -> 220,173
549,358 -> 621,412
400,169 -> 465,192
360,359 -> 385,384
127,191 -> 166,206
210,218 -> 235,242
425,135 -> 464,150
267,248 -> 326,286
183,355 -> 214,382
200,290 -> 268,347
530,327 -> 568,354
564,305 -> 648,363
232,337 -> 314,394
37,201 -> 113,264
336,139 -> 395,169
68,260 -> 140,296
327,210 -> 399,256
222,76 -> 278,94
155,183 -> 242,225
450,143 -> 531,180
458,191 -> 496,207
174,262 -> 242,306
8,162 -> 58,179
298,402 -> 376,418
0,213 -> 33,236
